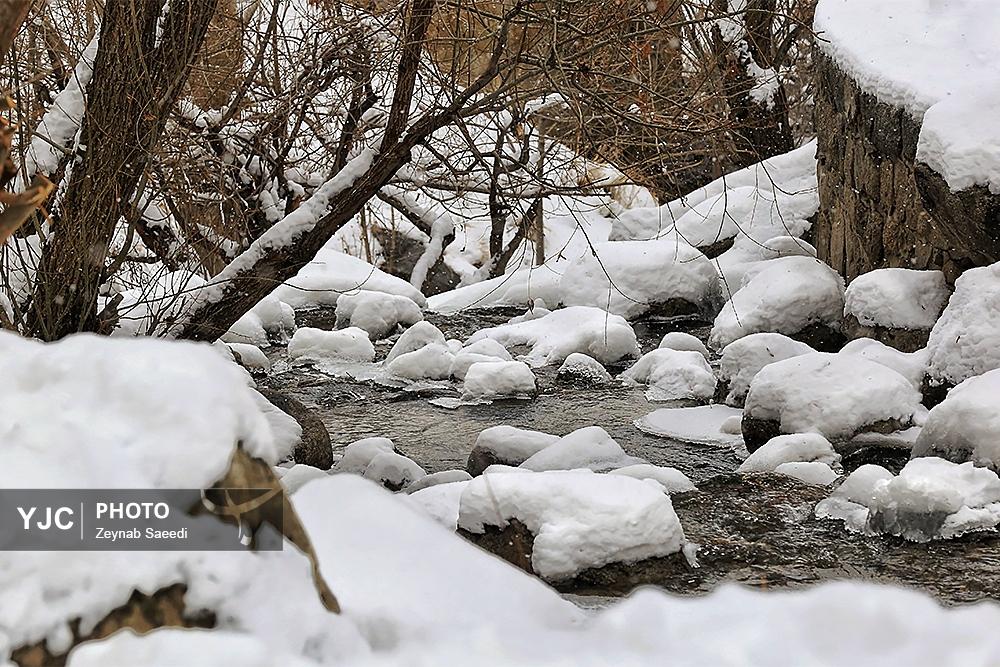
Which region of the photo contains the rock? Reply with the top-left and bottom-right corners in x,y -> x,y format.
842,268 -> 949,352
911,369 -> 1000,470
362,451 -> 426,491
717,333 -> 815,407
556,353 -> 612,386
465,426 -> 559,476
257,390 -> 333,470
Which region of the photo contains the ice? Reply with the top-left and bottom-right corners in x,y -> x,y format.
461,361 -> 536,401
709,256 -> 845,350
458,470 -> 685,580
635,404 -> 745,449
657,331 -> 709,359
912,369 -> 1000,469
334,437 -> 395,474
384,321 -> 447,364
556,352 -> 612,384
362,451 -> 426,491
467,306 -> 640,366
287,327 -> 375,363
619,348 -> 716,402
775,461 -> 838,486
520,426 -> 641,472
738,433 -> 840,473
334,290 -> 423,340
609,464 -> 696,493
385,343 -> 454,381
559,238 -> 722,320
844,269 -> 949,330
718,333 -> 815,406
839,338 -> 929,391
744,352 -> 922,443
926,262 -> 1000,386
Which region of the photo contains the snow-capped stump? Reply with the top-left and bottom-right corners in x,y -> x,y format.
406,470 -> 473,494
520,426 -> 641,472
737,433 -> 841,473
925,262 -> 1000,402
465,426 -> 560,476
839,338 -> 928,392
717,333 -> 815,406
742,352 -> 922,452
334,290 -> 423,340
608,464 -> 696,493
843,269 -> 949,352
385,343 -> 454,381
556,352 -> 612,386
635,404 -> 745,449
559,238 -> 722,320
457,470 -> 686,582
467,306 -> 640,366
911,369 -> 1000,470
819,458 -> 1000,542
257,389 -> 333,469
287,326 -> 375,363
461,361 -> 536,401
450,350 -> 509,381
362,451 -> 426,491
334,437 -> 395,474
619,348 -> 716,402
774,461 -> 839,486
658,331 -> 710,359
709,256 -> 846,352
384,320 -> 447,364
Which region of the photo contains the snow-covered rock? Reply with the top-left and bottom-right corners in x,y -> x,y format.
774,461 -> 838,486
520,426 -> 641,472
717,333 -> 815,406
619,348 -> 716,402
609,464 -> 696,493
449,350 -> 508,381
460,338 -> 512,360
556,352 -> 612,385
560,238 -> 722,320
461,361 -> 536,401
468,306 -> 640,366
385,343 -> 454,381
635,404 -> 745,450
466,426 -> 560,476
815,464 -> 896,530
406,470 -> 473,494
334,437 -> 395,474
458,470 -> 685,580
742,352 -> 922,450
839,338 -> 928,392
658,331 -> 710,359
384,321 -> 447,364
275,464 -> 329,494
362,451 -> 426,491
709,256 -> 846,351
911,369 -> 1000,470
926,262 -> 1000,388
404,480 -> 470,530
334,290 -> 423,340
738,433 -> 840,473
844,269 -> 949,350
226,342 -> 271,372
287,326 -> 375,363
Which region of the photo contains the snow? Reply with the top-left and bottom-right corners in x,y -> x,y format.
288,327 -> 375,363
426,264 -> 565,313
609,464 -> 696,494
709,256 -> 846,350
450,350 -> 509,381
619,348 -> 717,402
405,470 -> 473,494
460,338 -> 511,360
774,461 -> 838,486
385,343 -> 454,381
275,464 -> 329,494
467,306 -> 640,366
718,333 -> 815,406
461,361 -> 536,401
520,426 -> 641,472
404,480 -> 470,530
926,262 -> 1000,386
912,369 -> 1000,469
635,405 -> 745,449
839,338 -> 929,391
738,433 -> 840,473
744,352 -> 922,443
457,470 -> 685,580
469,426 -> 560,470
657,331 -> 709,359
334,437 -> 395,474
384,321 -> 446,364
272,249 -> 427,310
844,269 -> 949,330
815,0 -> 1000,193
335,291 -> 423,340
556,353 -> 612,384
362,451 -> 426,490
226,342 -> 271,372
0,331 -> 285,490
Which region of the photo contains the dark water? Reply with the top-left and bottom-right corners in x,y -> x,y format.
262,307 -> 1000,606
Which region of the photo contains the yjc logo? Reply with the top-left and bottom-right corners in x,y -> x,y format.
17,506 -> 75,530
